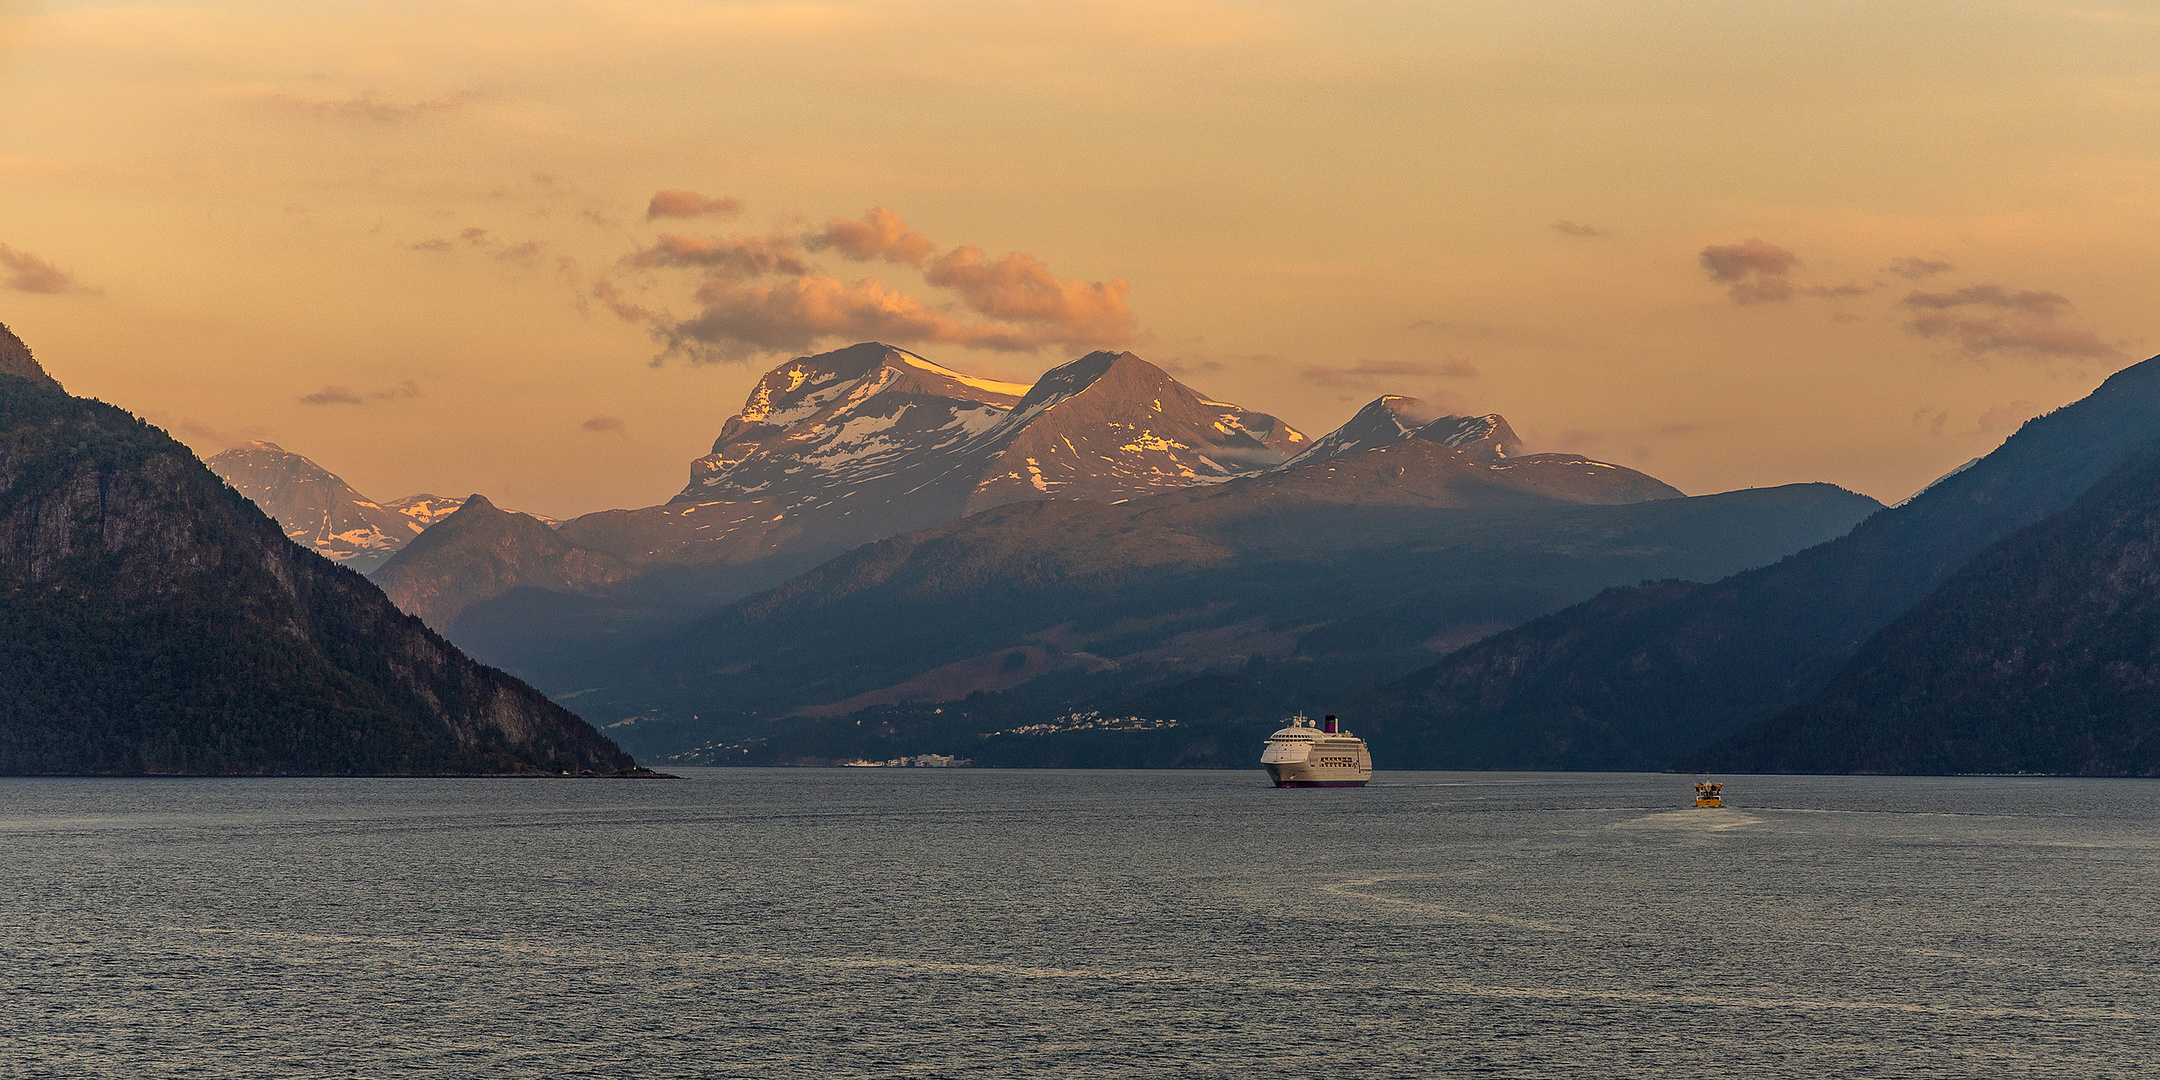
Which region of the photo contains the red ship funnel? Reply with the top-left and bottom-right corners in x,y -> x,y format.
1323,715 -> 1339,734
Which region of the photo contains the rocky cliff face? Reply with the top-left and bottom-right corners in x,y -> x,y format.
0,351 -> 643,776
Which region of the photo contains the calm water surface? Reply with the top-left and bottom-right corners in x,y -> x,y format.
3,770 -> 2155,1078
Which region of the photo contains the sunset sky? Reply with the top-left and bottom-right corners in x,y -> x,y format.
3,0 -> 2155,516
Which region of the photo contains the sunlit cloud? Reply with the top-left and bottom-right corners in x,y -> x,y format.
923,244 -> 1135,347
604,202 -> 1141,363
807,205 -> 936,266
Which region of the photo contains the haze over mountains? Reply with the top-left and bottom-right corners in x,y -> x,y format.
206,441 -> 473,572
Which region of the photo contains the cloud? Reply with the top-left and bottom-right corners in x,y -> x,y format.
923,245 -> 1135,347
806,206 -> 936,266
1914,400 -> 2044,438
1903,284 -> 2071,317
1798,282 -> 1877,299
1885,256 -> 1955,281
1,244 -> 90,294
661,276 -> 988,362
299,385 -> 365,405
299,380 -> 421,406
408,227 -> 548,266
625,233 -> 810,278
1699,238 -> 1802,305
1299,357 -> 1479,390
1700,238 -> 1799,283
582,415 -> 627,434
1698,239 -> 1882,306
646,190 -> 743,220
1898,283 -> 2119,360
610,203 -> 1142,362
261,90 -> 468,122
1551,220 -> 1607,237
591,278 -> 658,323
493,240 -> 546,266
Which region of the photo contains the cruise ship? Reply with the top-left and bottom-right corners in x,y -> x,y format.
1260,714 -> 1373,787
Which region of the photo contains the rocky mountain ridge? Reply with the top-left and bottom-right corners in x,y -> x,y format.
379,343 -> 1678,640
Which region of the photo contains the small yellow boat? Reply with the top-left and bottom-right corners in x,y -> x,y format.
1694,782 -> 1724,808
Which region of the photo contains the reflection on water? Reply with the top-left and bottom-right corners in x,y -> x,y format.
3,770 -> 2156,1078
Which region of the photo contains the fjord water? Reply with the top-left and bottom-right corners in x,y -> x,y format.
4,772 -> 2154,1078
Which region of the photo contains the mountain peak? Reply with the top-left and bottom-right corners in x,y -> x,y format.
0,322 -> 61,391
1416,413 -> 1523,462
1281,395 -> 1438,468
204,442 -> 472,572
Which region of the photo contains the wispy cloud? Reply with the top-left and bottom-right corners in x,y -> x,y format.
1899,283 -> 2120,360
1885,256 -> 1955,281
1299,357 -> 1479,397
299,380 -> 421,406
260,90 -> 470,123
582,415 -> 627,434
1551,220 -> 1607,237
625,233 -> 810,277
1,243 -> 92,294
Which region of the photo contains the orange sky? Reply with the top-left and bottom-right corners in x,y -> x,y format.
3,0 -> 2155,516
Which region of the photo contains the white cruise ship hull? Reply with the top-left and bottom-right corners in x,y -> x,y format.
1264,746 -> 1372,787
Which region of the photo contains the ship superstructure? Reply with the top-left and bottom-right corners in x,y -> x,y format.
1260,714 -> 1373,787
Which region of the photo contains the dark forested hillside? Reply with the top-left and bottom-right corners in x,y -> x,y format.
1685,446 -> 2160,776
1351,355 -> 2160,771
0,333 -> 643,776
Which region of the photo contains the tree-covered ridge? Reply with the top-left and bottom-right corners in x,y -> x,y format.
1347,354 -> 2160,771
1688,445 -> 2160,776
0,368 -> 642,775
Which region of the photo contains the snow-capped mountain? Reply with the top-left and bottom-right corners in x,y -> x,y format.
1274,394 -> 1676,501
548,344 -> 1308,570
1282,396 -> 1521,468
206,442 -> 474,571
961,350 -> 1307,511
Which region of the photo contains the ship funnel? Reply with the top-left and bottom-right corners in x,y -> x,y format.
1323,715 -> 1338,734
